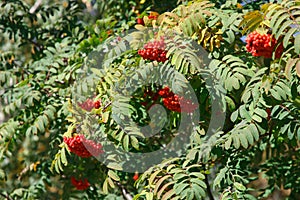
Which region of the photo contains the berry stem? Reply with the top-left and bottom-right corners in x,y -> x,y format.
264,57 -> 271,73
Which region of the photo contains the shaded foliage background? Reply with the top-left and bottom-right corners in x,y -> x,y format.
0,0 -> 300,199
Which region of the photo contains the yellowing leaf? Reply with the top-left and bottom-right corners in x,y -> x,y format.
285,58 -> 298,79
154,175 -> 172,194
134,24 -> 147,31
243,11 -> 262,20
103,178 -> 108,194
296,60 -> 300,78
108,170 -> 120,181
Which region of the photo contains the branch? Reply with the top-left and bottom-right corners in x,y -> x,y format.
29,0 -> 42,14
205,174 -> 215,200
0,192 -> 12,200
102,101 -> 112,111
27,39 -> 43,51
116,182 -> 133,200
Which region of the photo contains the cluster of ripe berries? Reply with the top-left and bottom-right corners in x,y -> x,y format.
138,37 -> 168,63
70,177 -> 90,190
246,31 -> 283,58
157,87 -> 198,113
136,12 -> 159,25
141,88 -> 160,108
78,98 -> 101,112
63,134 -> 103,158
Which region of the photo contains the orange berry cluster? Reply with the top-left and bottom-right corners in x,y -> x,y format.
63,134 -> 103,158
138,37 -> 168,62
246,31 -> 283,58
158,87 -> 198,113
70,177 -> 90,190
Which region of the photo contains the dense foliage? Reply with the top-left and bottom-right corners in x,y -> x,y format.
0,0 -> 300,199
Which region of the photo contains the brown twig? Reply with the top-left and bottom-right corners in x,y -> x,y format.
102,101 -> 112,111
205,174 -> 215,200
116,182 -> 133,200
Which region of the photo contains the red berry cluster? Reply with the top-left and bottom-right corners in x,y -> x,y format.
138,37 -> 168,62
78,98 -> 94,112
141,88 -> 160,108
148,15 -> 157,20
71,177 -> 90,190
148,12 -> 159,20
246,31 -> 283,58
78,98 -> 101,111
63,134 -> 103,158
158,87 -> 198,113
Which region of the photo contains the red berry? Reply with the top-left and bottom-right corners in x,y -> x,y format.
137,18 -> 144,25
94,100 -> 101,109
71,177 -> 90,190
133,173 -> 139,181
